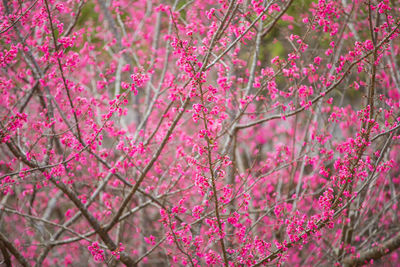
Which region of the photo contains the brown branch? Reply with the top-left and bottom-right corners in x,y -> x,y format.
4,140 -> 136,266
261,0 -> 295,37
0,232 -> 30,267
104,97 -> 190,232
343,232 -> 400,266
236,19 -> 400,130
0,0 -> 39,35
43,0 -> 82,141
0,240 -> 12,267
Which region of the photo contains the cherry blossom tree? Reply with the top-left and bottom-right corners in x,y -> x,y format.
1,0 -> 400,266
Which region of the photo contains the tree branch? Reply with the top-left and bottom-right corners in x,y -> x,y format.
343,232 -> 400,266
